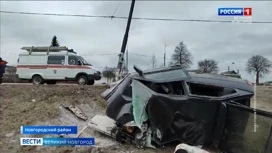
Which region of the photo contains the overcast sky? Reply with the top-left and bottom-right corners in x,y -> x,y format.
1,1 -> 272,82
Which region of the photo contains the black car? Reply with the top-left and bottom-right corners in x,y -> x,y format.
100,65 -> 272,153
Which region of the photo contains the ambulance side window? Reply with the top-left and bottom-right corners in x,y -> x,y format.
48,56 -> 65,64
68,56 -> 79,65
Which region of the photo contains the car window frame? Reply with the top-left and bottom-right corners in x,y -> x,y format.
47,55 -> 65,65
185,82 -> 239,99
68,55 -> 81,65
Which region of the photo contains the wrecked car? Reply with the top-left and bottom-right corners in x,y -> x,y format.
96,65 -> 272,153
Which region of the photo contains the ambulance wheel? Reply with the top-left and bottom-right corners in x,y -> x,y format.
87,80 -> 95,85
32,75 -> 44,85
77,75 -> 88,85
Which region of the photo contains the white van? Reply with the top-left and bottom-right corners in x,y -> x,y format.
16,46 -> 101,85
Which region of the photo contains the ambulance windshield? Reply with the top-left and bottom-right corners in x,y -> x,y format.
78,56 -> 92,66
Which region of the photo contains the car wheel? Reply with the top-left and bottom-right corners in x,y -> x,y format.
77,75 -> 88,85
32,75 -> 44,85
47,80 -> 57,85
87,79 -> 95,85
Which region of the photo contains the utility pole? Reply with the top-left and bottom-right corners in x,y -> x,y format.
164,53 -> 166,67
126,49 -> 128,73
164,44 -> 167,67
117,0 -> 135,79
180,51 -> 182,64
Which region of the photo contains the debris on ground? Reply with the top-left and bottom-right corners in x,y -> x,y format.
89,115 -> 116,138
62,104 -> 88,121
5,132 -> 15,138
174,143 -> 209,153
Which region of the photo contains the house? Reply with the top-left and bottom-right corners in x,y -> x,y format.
263,81 -> 272,86
220,70 -> 241,78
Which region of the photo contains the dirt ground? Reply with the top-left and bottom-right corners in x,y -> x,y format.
252,86 -> 272,112
0,85 -> 271,153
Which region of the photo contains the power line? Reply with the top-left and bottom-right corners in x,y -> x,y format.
0,52 -> 253,64
1,10 -> 272,24
0,11 -> 112,18
112,1 -> 122,17
83,53 -> 119,56
129,52 -> 171,60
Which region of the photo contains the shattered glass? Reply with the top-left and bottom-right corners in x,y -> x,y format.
131,80 -> 155,148
131,80 -> 152,128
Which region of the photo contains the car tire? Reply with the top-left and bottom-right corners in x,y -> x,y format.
77,75 -> 88,85
87,79 -> 95,85
47,80 -> 57,85
32,75 -> 44,85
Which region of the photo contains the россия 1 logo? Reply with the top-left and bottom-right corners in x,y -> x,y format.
218,7 -> 252,23
218,8 -> 252,16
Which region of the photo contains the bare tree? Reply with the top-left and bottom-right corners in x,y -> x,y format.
246,55 -> 272,85
198,59 -> 219,73
171,42 -> 193,69
150,54 -> 157,68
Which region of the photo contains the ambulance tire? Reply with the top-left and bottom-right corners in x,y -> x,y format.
87,79 -> 95,85
77,75 -> 88,85
32,75 -> 44,85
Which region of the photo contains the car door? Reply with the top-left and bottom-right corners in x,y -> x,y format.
66,55 -> 82,79
45,55 -> 66,80
185,82 -> 233,147
219,104 -> 272,153
132,79 -> 208,146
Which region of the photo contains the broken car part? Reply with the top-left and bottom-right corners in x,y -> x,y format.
97,65 -> 272,153
62,104 -> 88,121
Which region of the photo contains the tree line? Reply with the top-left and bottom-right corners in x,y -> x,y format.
106,41 -> 271,84
50,36 -> 271,84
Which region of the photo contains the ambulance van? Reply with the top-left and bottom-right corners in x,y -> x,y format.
16,46 -> 101,85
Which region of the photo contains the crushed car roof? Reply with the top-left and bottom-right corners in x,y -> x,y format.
129,66 -> 253,93
131,66 -> 190,83
188,73 -> 254,93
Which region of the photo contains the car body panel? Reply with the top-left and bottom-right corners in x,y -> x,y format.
220,103 -> 272,153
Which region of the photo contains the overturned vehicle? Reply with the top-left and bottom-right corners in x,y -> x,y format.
94,65 -> 272,153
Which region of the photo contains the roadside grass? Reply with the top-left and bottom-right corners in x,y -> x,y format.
0,85 -> 107,134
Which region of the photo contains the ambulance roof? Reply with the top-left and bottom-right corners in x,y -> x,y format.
19,51 -> 77,56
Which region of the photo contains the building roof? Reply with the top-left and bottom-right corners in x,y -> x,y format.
220,70 -> 238,75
